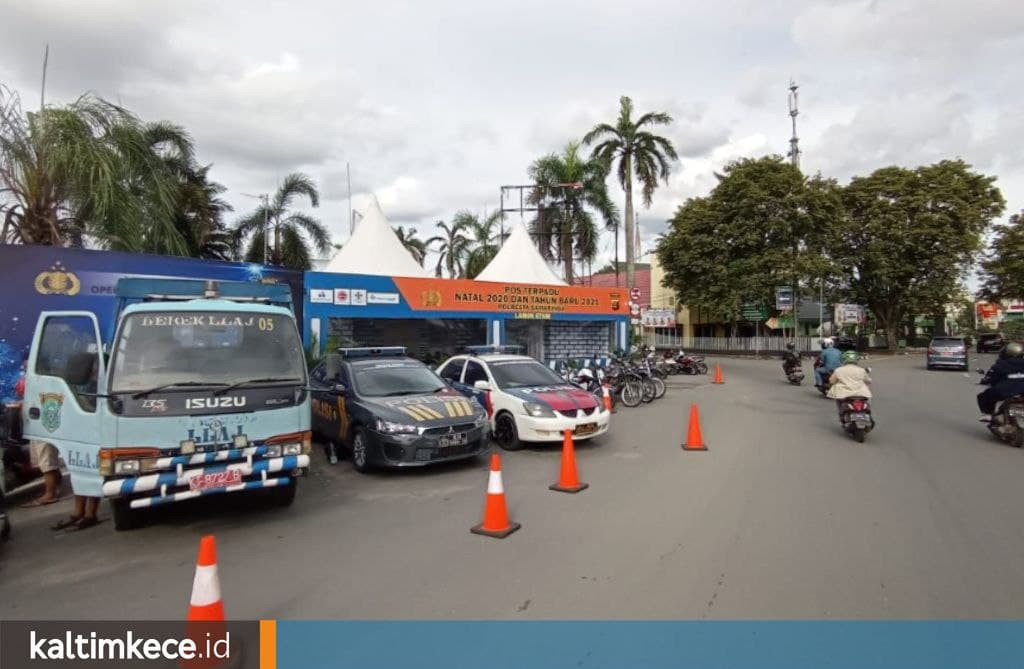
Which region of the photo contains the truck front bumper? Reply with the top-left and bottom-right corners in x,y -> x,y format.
101,454 -> 310,506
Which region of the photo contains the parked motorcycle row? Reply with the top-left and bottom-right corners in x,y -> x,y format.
558,349 -> 709,410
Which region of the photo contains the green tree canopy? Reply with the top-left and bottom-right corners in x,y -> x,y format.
978,210 -> 1024,302
233,172 -> 330,269
394,225 -> 428,267
426,218 -> 471,278
831,160 -> 1004,348
456,210 -> 502,279
527,141 -> 618,283
656,156 -> 841,324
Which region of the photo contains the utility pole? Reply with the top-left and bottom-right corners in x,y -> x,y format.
787,79 -> 800,169
262,194 -> 271,265
40,45 -> 49,109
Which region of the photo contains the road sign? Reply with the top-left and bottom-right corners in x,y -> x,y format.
741,302 -> 768,321
775,286 -> 794,310
629,302 -> 641,316
630,287 -> 641,301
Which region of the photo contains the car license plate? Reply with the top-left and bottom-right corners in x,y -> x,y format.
189,469 -> 242,492
1008,406 -> 1024,416
439,432 -> 468,448
575,423 -> 598,436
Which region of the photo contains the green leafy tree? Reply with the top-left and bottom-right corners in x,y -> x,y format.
426,218 -> 471,278
233,172 -> 330,269
0,84 -> 185,251
979,210 -> 1024,302
394,225 -> 428,266
656,156 -> 841,331
455,210 -> 502,279
831,160 -> 1004,349
583,96 -> 677,293
527,141 -> 618,283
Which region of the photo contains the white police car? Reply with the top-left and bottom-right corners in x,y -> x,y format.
437,346 -> 610,450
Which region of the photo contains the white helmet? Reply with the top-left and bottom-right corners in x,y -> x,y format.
821,337 -> 834,348
577,367 -> 595,380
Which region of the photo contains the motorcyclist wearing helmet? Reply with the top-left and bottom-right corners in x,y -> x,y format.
782,341 -> 801,373
815,338 -> 842,388
828,350 -> 872,414
977,341 -> 1024,417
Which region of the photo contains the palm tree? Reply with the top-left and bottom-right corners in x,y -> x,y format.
583,96 -> 678,293
394,225 -> 428,266
0,85 -> 184,251
455,210 -> 502,279
426,218 -> 471,278
528,141 -> 618,283
232,172 -> 330,269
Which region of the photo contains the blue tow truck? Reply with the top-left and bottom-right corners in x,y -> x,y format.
20,278 -> 311,530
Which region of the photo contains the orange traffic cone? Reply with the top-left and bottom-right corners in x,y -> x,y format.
682,403 -> 708,451
471,454 -> 521,538
602,384 -> 615,413
187,535 -> 225,621
550,429 -> 589,493
712,363 -> 724,384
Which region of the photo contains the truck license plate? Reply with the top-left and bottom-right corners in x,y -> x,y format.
439,432 -> 468,448
189,470 -> 242,492
575,423 -> 598,436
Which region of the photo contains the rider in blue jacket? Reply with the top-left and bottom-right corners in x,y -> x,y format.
816,338 -> 843,389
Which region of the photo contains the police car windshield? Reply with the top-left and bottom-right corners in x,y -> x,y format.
489,360 -> 564,389
110,311 -> 305,393
353,362 -> 446,397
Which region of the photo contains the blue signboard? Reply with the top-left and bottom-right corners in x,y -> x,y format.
0,245 -> 301,402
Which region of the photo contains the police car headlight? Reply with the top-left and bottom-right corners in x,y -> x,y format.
474,412 -> 487,427
114,459 -> 140,475
523,401 -> 556,418
265,444 -> 282,458
282,443 -> 303,456
375,418 -> 418,434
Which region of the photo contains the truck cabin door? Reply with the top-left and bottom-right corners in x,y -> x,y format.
22,312 -> 106,498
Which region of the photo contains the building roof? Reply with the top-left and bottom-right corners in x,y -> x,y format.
323,196 -> 429,278
576,268 -> 652,306
475,221 -> 567,285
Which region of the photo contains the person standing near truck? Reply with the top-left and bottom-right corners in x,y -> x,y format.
17,357 -> 62,508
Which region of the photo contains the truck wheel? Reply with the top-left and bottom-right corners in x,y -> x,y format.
351,427 -> 373,473
112,499 -> 143,532
270,479 -> 298,507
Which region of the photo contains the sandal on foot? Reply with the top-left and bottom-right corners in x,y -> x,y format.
73,517 -> 99,531
51,516 -> 82,531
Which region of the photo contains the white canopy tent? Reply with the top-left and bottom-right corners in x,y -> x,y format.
323,196 -> 429,278
475,220 -> 567,286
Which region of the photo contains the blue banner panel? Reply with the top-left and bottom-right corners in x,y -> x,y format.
0,245 -> 301,401
277,621 -> 1024,669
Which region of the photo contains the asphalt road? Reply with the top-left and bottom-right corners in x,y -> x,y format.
3,353 -> 1024,620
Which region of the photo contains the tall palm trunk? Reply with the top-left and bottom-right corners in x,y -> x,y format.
561,215 -> 574,283
624,154 -> 635,295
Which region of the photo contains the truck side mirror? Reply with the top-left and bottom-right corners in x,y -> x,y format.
64,352 -> 97,386
325,354 -> 342,381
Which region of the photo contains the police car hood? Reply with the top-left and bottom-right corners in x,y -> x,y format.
503,384 -> 599,411
369,388 -> 482,425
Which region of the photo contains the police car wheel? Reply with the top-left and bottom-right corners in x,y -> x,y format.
351,427 -> 372,473
492,413 -> 522,451
112,499 -> 143,532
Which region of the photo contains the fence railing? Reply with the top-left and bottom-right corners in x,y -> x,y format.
642,333 -> 821,354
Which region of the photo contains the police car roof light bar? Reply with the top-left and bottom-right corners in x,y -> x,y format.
337,346 -> 407,358
466,345 -> 524,355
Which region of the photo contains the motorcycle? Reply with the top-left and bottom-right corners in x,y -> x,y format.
977,369 -> 1024,448
837,396 -> 874,443
813,358 -> 828,396
784,361 -> 805,385
675,350 -> 708,375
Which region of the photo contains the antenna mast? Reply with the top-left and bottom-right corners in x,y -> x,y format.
787,79 -> 800,169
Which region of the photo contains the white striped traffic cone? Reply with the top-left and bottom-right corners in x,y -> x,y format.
470,454 -> 521,539
187,535 -> 225,621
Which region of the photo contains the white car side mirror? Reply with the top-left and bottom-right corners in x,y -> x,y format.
473,380 -> 491,391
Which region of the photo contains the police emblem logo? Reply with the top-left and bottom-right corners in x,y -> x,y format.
421,290 -> 442,307
39,392 -> 65,433
34,262 -> 81,296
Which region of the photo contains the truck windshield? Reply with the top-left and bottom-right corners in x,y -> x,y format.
109,311 -> 305,393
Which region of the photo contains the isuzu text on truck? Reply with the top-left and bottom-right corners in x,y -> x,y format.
20,278 -> 311,530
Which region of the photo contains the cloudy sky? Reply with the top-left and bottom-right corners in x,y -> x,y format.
2,0 -> 1022,270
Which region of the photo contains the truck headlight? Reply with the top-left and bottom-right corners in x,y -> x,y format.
265,444 -> 282,458
375,417 -> 418,434
282,442 -> 303,456
114,459 -> 140,475
523,401 -> 556,418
